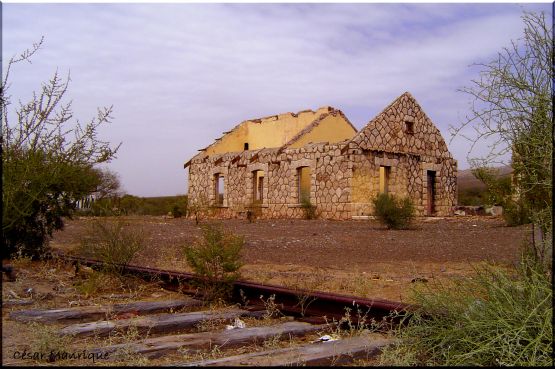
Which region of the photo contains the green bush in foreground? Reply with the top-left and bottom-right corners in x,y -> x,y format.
182,223 -> 243,301
372,193 -> 415,229
379,258 -> 553,366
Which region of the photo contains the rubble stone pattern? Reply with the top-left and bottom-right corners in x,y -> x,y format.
187,92 -> 457,219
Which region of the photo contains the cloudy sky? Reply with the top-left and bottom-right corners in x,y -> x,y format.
2,2 -> 551,197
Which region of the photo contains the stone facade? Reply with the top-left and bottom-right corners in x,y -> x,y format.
186,92 -> 457,219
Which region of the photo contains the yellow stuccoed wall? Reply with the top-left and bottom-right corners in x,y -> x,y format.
288,114 -> 357,149
205,106 -> 339,155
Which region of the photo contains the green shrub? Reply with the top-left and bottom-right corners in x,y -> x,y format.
79,195 -> 189,217
300,197 -> 317,220
171,204 -> 183,218
182,223 -> 243,301
379,259 -> 553,366
458,187 -> 487,206
372,193 -> 414,229
503,198 -> 530,227
78,219 -> 146,274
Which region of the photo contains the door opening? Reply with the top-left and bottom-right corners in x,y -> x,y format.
427,170 -> 436,216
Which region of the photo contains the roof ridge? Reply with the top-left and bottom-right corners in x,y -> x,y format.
245,105 -> 335,123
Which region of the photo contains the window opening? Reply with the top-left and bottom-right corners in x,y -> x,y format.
252,170 -> 265,204
379,166 -> 390,194
405,121 -> 414,134
297,167 -> 311,203
214,174 -> 224,205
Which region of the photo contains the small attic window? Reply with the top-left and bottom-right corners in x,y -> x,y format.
244,143 -> 249,150
405,121 -> 414,135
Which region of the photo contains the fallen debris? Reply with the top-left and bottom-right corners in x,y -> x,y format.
314,334 -> 339,342
225,317 -> 246,330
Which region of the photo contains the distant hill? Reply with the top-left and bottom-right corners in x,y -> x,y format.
457,165 -> 513,191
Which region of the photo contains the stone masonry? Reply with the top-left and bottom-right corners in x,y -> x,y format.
186,92 -> 457,219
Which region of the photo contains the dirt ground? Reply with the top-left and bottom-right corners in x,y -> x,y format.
2,216 -> 530,366
50,215 -> 530,302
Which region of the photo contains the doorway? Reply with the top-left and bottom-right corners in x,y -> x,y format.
426,171 -> 436,216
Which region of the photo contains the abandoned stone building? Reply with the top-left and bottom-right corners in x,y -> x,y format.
185,92 -> 457,219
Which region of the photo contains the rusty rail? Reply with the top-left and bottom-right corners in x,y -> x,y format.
51,252 -> 414,324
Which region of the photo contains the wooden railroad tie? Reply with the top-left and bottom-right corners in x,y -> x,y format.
10,299 -> 203,324
59,308 -> 266,337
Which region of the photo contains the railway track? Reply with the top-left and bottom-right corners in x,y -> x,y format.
5,252 -> 414,366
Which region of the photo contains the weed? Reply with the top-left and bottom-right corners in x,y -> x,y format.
28,322 -> 73,363
379,259 -> 553,366
322,306 -> 375,340
107,324 -> 151,366
171,204 -> 183,218
283,269 -> 326,316
372,193 -> 414,229
263,333 -> 284,349
74,269 -> 109,297
300,197 -> 318,220
259,294 -> 284,320
195,316 -> 229,332
78,218 -> 147,275
239,289 -> 250,307
10,254 -> 33,269
182,223 -> 243,302
246,201 -> 263,223
180,343 -> 224,362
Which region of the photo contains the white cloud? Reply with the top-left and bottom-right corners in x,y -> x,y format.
2,3 -> 550,196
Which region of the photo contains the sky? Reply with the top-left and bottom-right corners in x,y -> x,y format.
2,1 -> 552,197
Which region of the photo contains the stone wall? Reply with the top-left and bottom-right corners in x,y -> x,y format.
188,146 -> 457,219
187,92 -> 457,219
